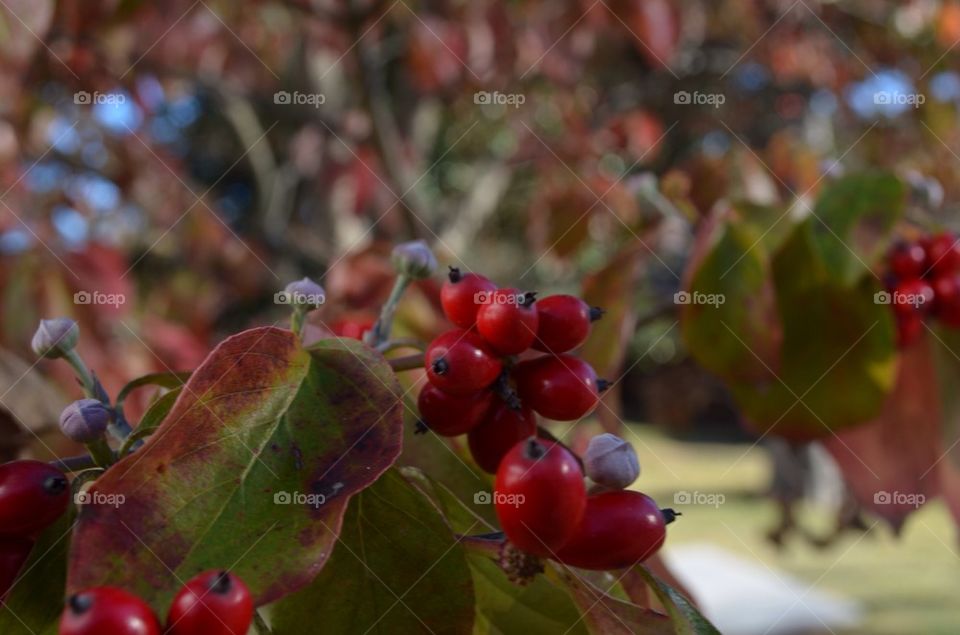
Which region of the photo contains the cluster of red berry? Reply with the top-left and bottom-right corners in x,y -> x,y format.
61,569 -> 252,635
494,437 -> 671,570
0,460 -> 252,634
418,267 -> 607,473
885,232 -> 960,346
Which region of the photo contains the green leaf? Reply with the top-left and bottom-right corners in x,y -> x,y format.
0,509 -> 76,634
548,565 -> 673,635
681,216 -> 781,385
66,327 -> 404,612
119,388 -> 182,456
808,172 -> 905,285
770,224 -> 897,436
628,565 -> 721,635
115,371 -> 191,411
271,470 -> 474,634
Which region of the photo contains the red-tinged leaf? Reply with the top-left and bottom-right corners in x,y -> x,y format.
548,564 -> 674,635
824,339 -> 941,531
67,326 -> 404,611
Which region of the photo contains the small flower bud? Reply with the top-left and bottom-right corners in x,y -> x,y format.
59,399 -> 112,443
583,433 -> 640,490
391,240 -> 438,279
31,318 -> 79,359
283,277 -> 326,307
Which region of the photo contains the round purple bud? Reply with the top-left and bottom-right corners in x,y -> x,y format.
31,318 -> 79,359
583,433 -> 640,490
391,240 -> 438,279
59,399 -> 112,443
282,277 -> 326,307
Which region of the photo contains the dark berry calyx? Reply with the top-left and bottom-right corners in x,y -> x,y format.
589,306 -> 605,322
68,593 -> 93,615
44,474 -> 69,495
447,266 -> 462,283
520,291 -> 537,308
209,571 -> 232,594
597,379 -> 611,393
661,508 -> 681,524
523,437 -> 546,460
414,420 -> 429,435
431,358 -> 450,375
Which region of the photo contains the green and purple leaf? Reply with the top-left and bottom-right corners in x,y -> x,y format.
66,326 -> 404,612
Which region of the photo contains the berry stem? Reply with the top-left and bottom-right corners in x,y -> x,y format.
49,454 -> 102,473
365,273 -> 412,347
85,436 -> 116,469
388,352 -> 426,372
375,337 -> 427,354
290,305 -> 308,338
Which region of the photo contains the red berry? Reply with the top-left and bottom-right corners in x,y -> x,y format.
60,587 -> 161,635
425,329 -> 502,395
896,311 -> 925,347
418,384 -> 494,436
923,232 -> 960,276
0,460 -> 70,536
555,491 -> 667,570
532,295 -> 601,353
888,241 -> 927,280
934,274 -> 960,327
513,355 -> 603,421
891,279 -> 934,315
441,267 -> 497,328
0,535 -> 32,601
476,289 -> 540,355
166,570 -> 253,635
467,403 -> 537,473
330,318 -> 374,340
494,438 -> 586,557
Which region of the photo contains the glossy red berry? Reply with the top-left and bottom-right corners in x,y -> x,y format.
441,267 -> 497,328
494,438 -> 586,557
933,274 -> 960,327
0,460 -> 70,536
166,570 -> 253,635
476,289 -> 540,355
0,535 -> 32,600
888,241 -> 927,280
532,295 -> 602,353
891,279 -> 934,315
418,383 -> 494,436
555,491 -> 667,570
923,232 -> 960,276
60,587 -> 161,635
330,317 -> 374,340
467,403 -> 537,473
896,311 -> 925,347
425,329 -> 502,395
513,355 -> 604,421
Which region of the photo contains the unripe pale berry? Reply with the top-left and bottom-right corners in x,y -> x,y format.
583,433 -> 639,490
59,399 -> 112,443
31,318 -> 79,359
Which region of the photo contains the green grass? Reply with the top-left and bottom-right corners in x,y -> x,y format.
626,424 -> 960,635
